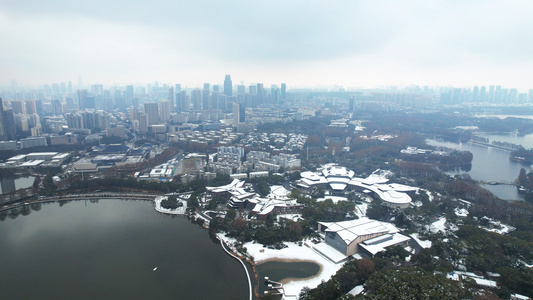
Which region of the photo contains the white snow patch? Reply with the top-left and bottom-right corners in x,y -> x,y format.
354,202 -> 368,218
422,189 -> 434,202
454,207 -> 469,217
479,217 -> 515,235
277,214 -> 303,222
410,233 -> 432,249
348,285 -> 364,296
428,217 -> 447,233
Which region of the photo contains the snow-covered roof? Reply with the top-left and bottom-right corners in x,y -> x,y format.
300,177 -> 328,186
313,242 -> 349,263
322,165 -> 355,179
300,171 -> 324,181
206,179 -> 245,193
358,233 -> 411,256
320,218 -> 400,245
270,185 -> 290,198
348,285 -> 364,296
300,166 -> 417,206
329,183 -> 348,190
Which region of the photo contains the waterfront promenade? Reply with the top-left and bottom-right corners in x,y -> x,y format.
0,192 -> 158,212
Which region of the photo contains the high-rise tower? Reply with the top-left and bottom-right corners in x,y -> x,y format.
224,75 -> 232,97
233,102 -> 245,125
192,89 -> 202,110
77,89 -> 88,111
143,102 -> 159,125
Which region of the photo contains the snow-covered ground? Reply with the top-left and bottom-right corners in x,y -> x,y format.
410,233 -> 432,249
420,189 -> 434,202
354,202 -> 368,217
243,240 -> 345,297
455,207 -> 469,217
479,217 -> 515,235
277,214 -> 303,222
153,196 -> 187,215
428,217 -> 447,233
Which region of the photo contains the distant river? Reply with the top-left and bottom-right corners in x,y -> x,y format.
477,133 -> 533,149
0,200 -> 248,300
426,139 -> 530,201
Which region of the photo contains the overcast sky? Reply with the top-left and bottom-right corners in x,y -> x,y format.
1,0 -> 533,90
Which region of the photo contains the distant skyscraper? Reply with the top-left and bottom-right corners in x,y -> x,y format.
139,113 -> 149,134
66,98 -> 76,111
349,96 -> 355,112
202,86 -> 210,110
509,88 -> 518,104
480,86 -> 487,102
25,99 -> 37,115
489,85 -> 495,103
192,89 -> 202,110
233,102 -> 245,125
168,87 -> 175,111
0,98 -> 5,140
224,75 -> 232,97
52,99 -> 62,115
271,85 -> 279,104
256,83 -> 264,105
210,92 -> 219,110
35,100 -> 43,115
180,91 -> 189,112
237,85 -> 245,94
92,84 -> 103,95
11,100 -> 25,115
213,85 -> 219,93
281,83 -> 286,100
159,99 -> 171,122
77,89 -> 88,111
249,85 -> 257,95
124,85 -> 134,107
473,86 -> 479,102
175,84 -> 181,92
3,109 -> 15,140
143,102 -> 159,125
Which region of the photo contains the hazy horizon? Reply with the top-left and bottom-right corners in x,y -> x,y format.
2,0 -> 533,89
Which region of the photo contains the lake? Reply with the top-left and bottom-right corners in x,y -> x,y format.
256,261 -> 320,295
427,139 -> 530,201
0,200 -> 248,300
0,176 -> 36,194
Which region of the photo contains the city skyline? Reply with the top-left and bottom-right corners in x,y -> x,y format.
2,1 -> 533,89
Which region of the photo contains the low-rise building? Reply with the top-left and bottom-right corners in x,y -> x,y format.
318,218 -> 410,257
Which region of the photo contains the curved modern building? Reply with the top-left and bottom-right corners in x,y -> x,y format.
297,165 -> 418,209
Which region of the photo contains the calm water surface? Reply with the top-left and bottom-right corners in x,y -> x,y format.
427,139 -> 530,200
477,133 -> 533,149
0,200 -> 248,300
0,176 -> 36,194
256,261 -> 320,294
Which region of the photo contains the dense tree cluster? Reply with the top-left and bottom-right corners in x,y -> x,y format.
358,268 -> 472,300
299,259 -> 374,300
160,195 -> 182,210
209,211 -> 308,247
298,197 -> 356,228
452,225 -> 533,297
